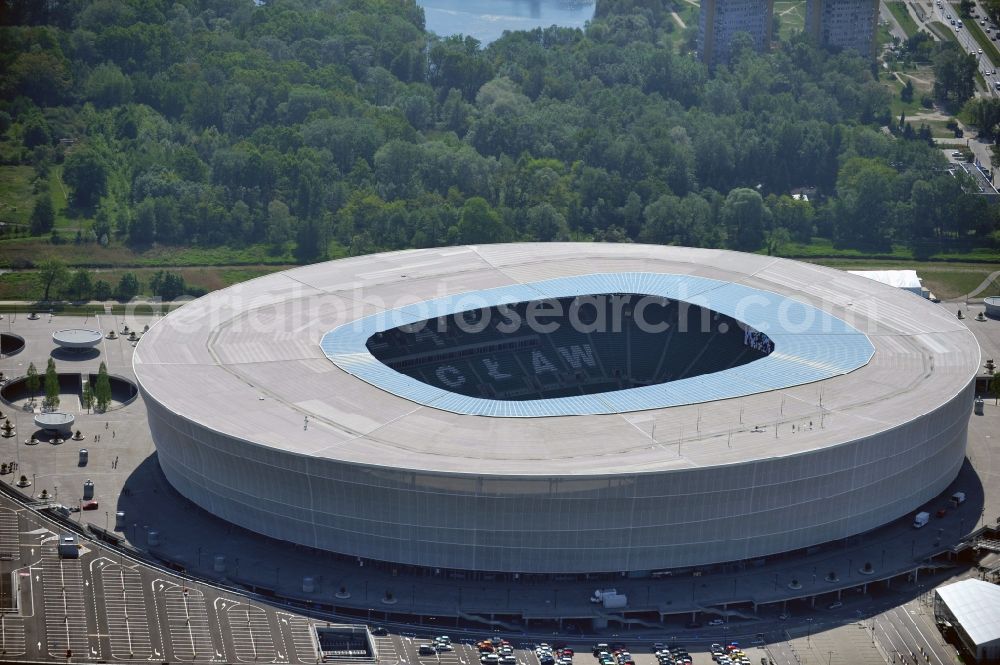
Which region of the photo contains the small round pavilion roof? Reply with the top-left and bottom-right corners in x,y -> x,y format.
52,329 -> 102,349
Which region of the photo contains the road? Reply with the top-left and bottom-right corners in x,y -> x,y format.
929,1 -> 999,96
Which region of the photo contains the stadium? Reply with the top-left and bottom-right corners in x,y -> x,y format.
134,244 -> 979,576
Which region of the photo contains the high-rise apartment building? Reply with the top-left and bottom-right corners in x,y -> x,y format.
805,0 -> 879,58
698,0 -> 775,67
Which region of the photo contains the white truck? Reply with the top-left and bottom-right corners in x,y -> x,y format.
913,511 -> 930,528
590,588 -> 617,603
951,491 -> 966,506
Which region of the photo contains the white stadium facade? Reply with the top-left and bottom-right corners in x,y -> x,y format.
134,244 -> 979,576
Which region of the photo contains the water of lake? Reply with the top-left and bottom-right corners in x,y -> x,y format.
417,0 -> 596,45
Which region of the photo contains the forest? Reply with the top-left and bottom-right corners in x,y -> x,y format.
1,0 -> 998,278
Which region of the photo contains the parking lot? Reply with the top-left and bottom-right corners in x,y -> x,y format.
99,563 -> 154,660
372,634 -> 729,665
38,545 -> 89,659
221,600 -> 277,662
0,491 -> 328,663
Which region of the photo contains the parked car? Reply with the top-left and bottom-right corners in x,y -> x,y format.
708,618 -> 725,626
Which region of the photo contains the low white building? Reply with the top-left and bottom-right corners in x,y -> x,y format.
934,579 -> 1000,662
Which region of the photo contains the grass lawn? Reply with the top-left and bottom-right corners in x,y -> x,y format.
663,1 -> 698,53
885,71 -> 935,117
887,2 -> 919,38
928,20 -> 961,44
774,1 -> 806,39
915,117 -> 961,138
777,239 -> 914,261
917,268 -> 1000,299
781,238 -> 1000,263
0,165 -> 36,228
0,238 -> 320,268
0,302 -> 186,316
0,264 -> 294,301
804,258 -> 1000,300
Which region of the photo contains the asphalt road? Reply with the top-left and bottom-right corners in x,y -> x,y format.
930,1 -> 999,96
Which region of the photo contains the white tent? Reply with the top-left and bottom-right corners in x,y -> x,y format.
847,270 -> 926,298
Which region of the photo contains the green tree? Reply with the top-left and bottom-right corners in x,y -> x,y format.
62,147 -> 108,210
453,197 -> 512,244
129,198 -> 155,246
67,269 -> 93,301
901,79 -> 914,103
93,280 -> 112,301
44,358 -> 59,410
83,62 -> 132,108
640,194 -> 719,247
21,115 -> 51,149
769,195 -> 816,244
765,226 -> 791,256
149,270 -> 186,300
987,0 -> 1000,25
29,194 -> 55,235
933,43 -> 977,107
294,217 -> 329,263
81,381 -> 94,413
721,188 -> 770,251
115,272 -> 141,301
94,362 -> 112,412
525,203 -> 569,241
834,158 -> 897,251
963,97 -> 1000,140
25,362 -> 39,404
265,200 -> 294,248
37,259 -> 68,301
